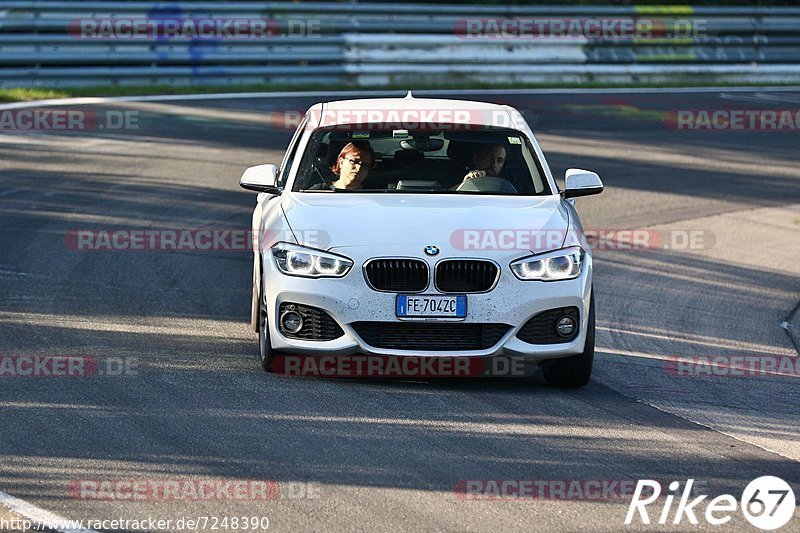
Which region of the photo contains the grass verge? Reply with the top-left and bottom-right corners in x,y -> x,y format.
2,81 -> 799,103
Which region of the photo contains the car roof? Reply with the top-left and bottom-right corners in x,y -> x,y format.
307,97 -> 521,130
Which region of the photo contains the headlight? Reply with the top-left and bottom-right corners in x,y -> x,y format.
510,246 -> 584,281
272,242 -> 353,278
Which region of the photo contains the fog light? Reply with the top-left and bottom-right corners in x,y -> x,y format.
280,309 -> 303,334
556,316 -> 576,337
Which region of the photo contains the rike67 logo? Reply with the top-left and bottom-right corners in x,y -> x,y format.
626,477 -> 796,530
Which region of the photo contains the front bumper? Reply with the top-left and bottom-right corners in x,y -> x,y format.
261,245 -> 593,362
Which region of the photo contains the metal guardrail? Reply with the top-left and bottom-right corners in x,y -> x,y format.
3,2 -> 800,16
1,2 -> 800,88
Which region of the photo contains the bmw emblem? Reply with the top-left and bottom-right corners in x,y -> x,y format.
424,245 -> 439,256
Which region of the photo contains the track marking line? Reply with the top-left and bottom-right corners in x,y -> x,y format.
0,490 -> 97,533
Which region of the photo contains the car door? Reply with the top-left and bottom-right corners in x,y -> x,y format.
250,115 -> 308,330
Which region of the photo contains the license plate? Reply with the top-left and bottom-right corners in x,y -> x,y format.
396,294 -> 467,318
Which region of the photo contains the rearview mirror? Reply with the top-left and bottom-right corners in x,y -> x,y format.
562,169 -> 603,199
239,164 -> 281,194
400,138 -> 445,152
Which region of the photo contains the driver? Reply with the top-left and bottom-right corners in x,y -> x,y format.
451,144 -> 507,190
464,144 -> 506,180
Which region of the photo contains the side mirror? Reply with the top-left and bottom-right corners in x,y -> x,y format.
239,164 -> 281,194
562,168 -> 604,199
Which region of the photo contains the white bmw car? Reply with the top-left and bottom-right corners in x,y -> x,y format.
240,95 -> 603,387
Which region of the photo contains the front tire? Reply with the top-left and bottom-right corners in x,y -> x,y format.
542,290 -> 595,388
258,277 -> 274,373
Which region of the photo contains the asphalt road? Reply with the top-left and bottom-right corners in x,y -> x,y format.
1,89 -> 799,533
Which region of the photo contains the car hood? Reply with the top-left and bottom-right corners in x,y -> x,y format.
281,193 -> 571,254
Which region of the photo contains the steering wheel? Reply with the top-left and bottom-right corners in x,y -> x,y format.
456,175 -> 518,194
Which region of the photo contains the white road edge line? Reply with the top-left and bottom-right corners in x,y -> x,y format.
632,398 -> 800,464
1,86 -> 800,111
0,490 -> 98,533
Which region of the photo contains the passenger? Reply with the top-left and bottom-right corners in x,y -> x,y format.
309,142 -> 374,190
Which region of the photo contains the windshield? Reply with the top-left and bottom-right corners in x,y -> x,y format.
292,126 -> 551,195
